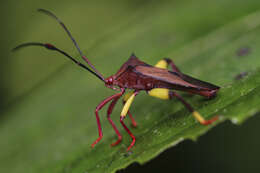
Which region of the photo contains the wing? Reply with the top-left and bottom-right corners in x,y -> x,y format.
134,65 -> 220,91
114,55 -> 150,79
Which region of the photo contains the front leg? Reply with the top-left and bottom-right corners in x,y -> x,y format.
91,88 -> 125,148
107,97 -> 122,146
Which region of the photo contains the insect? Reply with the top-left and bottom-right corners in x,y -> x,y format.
13,9 -> 220,151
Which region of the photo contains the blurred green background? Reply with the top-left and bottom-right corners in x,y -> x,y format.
1,0 -> 260,173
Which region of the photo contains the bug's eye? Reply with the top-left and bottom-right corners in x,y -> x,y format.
105,77 -> 113,85
108,77 -> 113,84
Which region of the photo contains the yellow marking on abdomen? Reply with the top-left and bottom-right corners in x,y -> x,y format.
148,88 -> 170,100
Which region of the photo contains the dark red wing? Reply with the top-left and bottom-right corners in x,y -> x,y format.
114,55 -> 150,78
134,66 -> 219,90
177,72 -> 220,90
134,65 -> 220,98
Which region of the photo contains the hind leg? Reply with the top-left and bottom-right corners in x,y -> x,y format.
151,58 -> 217,124
154,58 -> 180,72
169,91 -> 218,125
148,89 -> 218,125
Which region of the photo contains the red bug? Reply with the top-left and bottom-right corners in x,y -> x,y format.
13,9 -> 220,151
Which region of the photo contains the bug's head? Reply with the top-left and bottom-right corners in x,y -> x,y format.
105,76 -> 119,90
105,76 -> 114,85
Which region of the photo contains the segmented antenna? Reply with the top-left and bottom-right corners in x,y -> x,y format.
12,42 -> 104,81
37,8 -> 105,81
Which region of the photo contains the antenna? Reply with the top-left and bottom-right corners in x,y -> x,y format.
37,8 -> 105,81
12,42 -> 105,81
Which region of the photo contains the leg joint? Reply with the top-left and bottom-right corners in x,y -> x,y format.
163,57 -> 171,64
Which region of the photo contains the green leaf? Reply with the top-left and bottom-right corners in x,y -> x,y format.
1,1 -> 260,173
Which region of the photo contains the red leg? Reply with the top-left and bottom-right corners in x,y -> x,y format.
91,89 -> 125,148
128,111 -> 137,127
107,97 -> 122,146
120,116 -> 136,151
170,91 -> 218,125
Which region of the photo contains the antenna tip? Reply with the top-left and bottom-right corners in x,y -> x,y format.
11,44 -> 25,52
